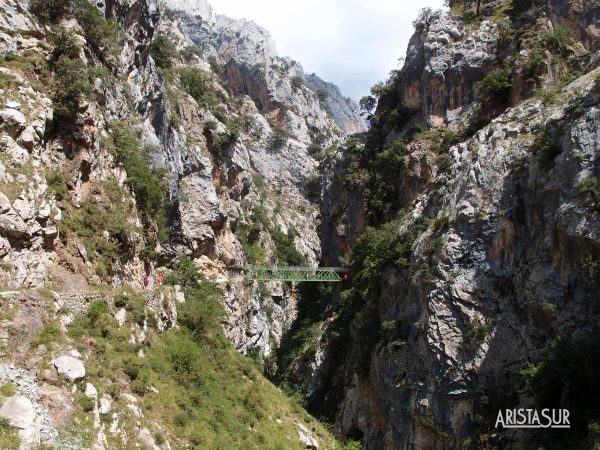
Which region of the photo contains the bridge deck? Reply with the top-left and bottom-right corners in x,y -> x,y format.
246,266 -> 348,282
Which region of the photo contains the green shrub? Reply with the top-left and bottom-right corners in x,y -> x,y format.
242,244 -> 267,265
29,0 -> 71,23
351,219 -> 426,295
521,49 -> 544,80
305,174 -> 320,201
237,220 -> 269,265
411,126 -> 458,154
370,80 -> 393,98
580,256 -> 600,287
467,317 -> 490,342
359,95 -> 377,117
242,222 -> 262,244
207,55 -> 221,75
112,122 -> 170,241
113,294 -> 128,308
225,116 -> 244,140
316,89 -> 328,102
0,383 -> 16,399
533,127 -> 561,167
107,384 -> 120,398
68,300 -> 115,339
430,214 -> 450,232
165,256 -> 225,338
179,45 -> 202,62
154,433 -> 165,445
573,172 -> 592,194
307,144 -> 324,161
59,180 -> 136,278
51,28 -> 80,60
521,337 -> 600,449
0,417 -> 20,449
375,140 -> 406,176
380,320 -> 397,332
542,26 -> 575,54
435,153 -> 454,171
87,66 -> 110,80
427,237 -> 445,254
342,439 -> 364,450
476,68 -> 512,104
45,169 -> 69,200
252,173 -> 266,189
30,322 -> 61,349
78,395 -> 94,412
131,379 -> 146,395
88,301 -> 110,326
270,126 -> 292,149
124,293 -> 146,326
150,33 -> 177,69
271,228 -> 306,266
52,55 -> 91,121
207,128 -> 237,153
291,76 -> 304,90
574,176 -> 600,211
509,0 -> 533,18
123,359 -> 141,380
179,67 -> 219,109
511,155 -> 529,173
72,0 -> 121,62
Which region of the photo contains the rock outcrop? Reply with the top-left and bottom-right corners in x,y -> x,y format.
283,2 -> 600,449
53,355 -> 86,382
161,0 -> 367,135
380,9 -> 499,128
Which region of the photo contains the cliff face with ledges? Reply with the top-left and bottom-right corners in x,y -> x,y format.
163,0 -> 367,136
283,2 -> 600,449
0,0 -> 367,358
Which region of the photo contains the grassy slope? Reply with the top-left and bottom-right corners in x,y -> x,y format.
58,262 -> 341,449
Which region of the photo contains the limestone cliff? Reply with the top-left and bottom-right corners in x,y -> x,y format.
0,0 -> 365,360
280,1 -> 600,449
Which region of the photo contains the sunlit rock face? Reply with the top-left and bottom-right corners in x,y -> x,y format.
140,0 -> 365,355
161,0 -> 367,135
0,0 -> 362,358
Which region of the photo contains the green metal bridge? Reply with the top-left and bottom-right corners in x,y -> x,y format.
246,266 -> 349,282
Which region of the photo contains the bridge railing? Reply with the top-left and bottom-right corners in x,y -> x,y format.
245,266 -> 348,282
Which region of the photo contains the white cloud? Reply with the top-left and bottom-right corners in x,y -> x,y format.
209,0 -> 445,101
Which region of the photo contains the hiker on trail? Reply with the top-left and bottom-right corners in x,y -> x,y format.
156,274 -> 164,286
143,274 -> 149,289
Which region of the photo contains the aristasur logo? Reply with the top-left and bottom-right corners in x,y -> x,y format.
495,409 -> 570,429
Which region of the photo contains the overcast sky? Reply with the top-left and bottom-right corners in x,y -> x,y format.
210,0 -> 445,101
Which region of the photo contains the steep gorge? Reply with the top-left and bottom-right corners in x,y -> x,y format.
0,0 -> 600,449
